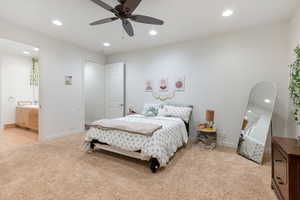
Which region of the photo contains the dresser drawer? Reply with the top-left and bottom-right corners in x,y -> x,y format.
273,146 -> 288,199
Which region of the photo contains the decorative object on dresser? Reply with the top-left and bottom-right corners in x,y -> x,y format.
237,82 -> 277,164
271,137 -> 300,200
197,126 -> 217,150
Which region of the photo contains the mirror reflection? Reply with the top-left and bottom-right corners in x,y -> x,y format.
237,82 -> 277,164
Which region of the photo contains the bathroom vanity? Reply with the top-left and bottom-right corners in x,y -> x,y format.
16,105 -> 39,132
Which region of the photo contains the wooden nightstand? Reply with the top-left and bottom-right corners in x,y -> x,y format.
197,126 -> 217,150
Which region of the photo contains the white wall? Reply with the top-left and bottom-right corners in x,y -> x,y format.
0,53 -> 37,126
0,19 -> 105,140
84,62 -> 105,123
107,22 -> 289,147
287,7 -> 300,138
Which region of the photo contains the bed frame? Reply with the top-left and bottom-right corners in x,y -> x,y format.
88,121 -> 190,173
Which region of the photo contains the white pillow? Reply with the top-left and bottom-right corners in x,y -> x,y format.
142,103 -> 161,116
158,105 -> 192,123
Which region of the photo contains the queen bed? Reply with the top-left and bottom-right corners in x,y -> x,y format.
84,103 -> 193,173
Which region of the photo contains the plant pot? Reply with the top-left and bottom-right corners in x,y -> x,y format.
296,124 -> 300,137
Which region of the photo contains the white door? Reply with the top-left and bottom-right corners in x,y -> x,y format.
104,63 -> 125,119
84,62 -> 105,123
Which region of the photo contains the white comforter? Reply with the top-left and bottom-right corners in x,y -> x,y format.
84,115 -> 188,166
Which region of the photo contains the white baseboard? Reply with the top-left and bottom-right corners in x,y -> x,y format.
40,128 -> 84,141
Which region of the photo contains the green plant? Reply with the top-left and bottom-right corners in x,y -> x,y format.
289,46 -> 300,123
30,57 -> 39,87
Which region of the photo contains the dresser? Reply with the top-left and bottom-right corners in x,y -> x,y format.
272,137 -> 300,200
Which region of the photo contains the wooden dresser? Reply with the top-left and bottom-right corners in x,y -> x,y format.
272,137 -> 300,200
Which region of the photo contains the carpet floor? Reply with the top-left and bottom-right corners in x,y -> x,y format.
0,133 -> 276,200
0,128 -> 38,153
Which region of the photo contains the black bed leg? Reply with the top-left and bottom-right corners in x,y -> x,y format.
149,158 -> 160,173
90,142 -> 95,150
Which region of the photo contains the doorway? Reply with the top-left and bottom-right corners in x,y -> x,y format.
0,39 -> 40,152
84,62 -> 125,125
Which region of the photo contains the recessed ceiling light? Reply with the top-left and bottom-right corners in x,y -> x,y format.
149,30 -> 158,36
222,9 -> 234,17
34,47 -> 39,52
247,110 -> 252,113
103,42 -> 111,47
52,20 -> 63,26
264,99 -> 271,104
23,51 -> 30,55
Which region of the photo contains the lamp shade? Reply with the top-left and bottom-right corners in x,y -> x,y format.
206,110 -> 215,122
242,119 -> 248,130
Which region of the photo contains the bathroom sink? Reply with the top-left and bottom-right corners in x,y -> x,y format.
17,105 -> 39,109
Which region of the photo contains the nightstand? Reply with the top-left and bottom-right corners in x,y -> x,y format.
197,126 -> 217,150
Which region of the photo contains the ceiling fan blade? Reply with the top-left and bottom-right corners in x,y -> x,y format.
122,19 -> 134,37
123,0 -> 141,14
130,15 -> 164,25
90,0 -> 118,14
90,17 -> 118,26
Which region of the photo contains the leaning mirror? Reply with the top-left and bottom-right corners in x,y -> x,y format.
237,82 -> 277,164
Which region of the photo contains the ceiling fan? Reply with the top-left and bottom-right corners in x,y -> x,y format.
89,0 -> 164,37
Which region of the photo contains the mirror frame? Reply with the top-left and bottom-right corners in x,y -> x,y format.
237,81 -> 277,164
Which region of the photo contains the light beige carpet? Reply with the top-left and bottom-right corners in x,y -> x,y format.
0,128 -> 38,153
0,133 -> 276,200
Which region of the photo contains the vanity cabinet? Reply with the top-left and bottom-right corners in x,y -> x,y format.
16,107 -> 39,131
272,137 -> 300,200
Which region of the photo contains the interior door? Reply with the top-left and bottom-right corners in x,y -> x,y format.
104,63 -> 125,119
84,62 -> 105,123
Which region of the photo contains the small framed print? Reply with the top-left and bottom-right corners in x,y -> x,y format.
175,77 -> 185,91
159,78 -> 168,92
65,76 -> 73,85
145,80 -> 153,92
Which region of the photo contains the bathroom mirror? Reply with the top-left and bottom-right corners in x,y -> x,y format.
237,82 -> 277,164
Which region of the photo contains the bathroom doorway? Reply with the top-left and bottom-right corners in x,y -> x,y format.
0,38 -> 40,151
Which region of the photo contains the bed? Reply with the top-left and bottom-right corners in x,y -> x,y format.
84,104 -> 193,173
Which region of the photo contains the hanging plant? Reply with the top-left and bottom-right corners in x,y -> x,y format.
289,46 -> 300,124
30,57 -> 39,87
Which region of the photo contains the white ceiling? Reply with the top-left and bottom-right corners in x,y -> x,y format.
0,38 -> 39,57
0,0 -> 298,55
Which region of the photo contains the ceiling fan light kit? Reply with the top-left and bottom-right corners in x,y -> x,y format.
90,0 -> 164,37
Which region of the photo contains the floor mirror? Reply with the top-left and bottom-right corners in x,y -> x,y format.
237,82 -> 277,164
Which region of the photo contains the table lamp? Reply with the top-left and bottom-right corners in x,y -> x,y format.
206,110 -> 215,128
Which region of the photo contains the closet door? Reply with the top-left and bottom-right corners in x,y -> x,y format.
104,63 -> 125,119
84,62 -> 105,123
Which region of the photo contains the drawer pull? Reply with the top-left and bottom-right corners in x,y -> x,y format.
275,159 -> 283,163
276,176 -> 284,185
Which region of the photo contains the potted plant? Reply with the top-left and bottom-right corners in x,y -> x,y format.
289,46 -> 300,137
